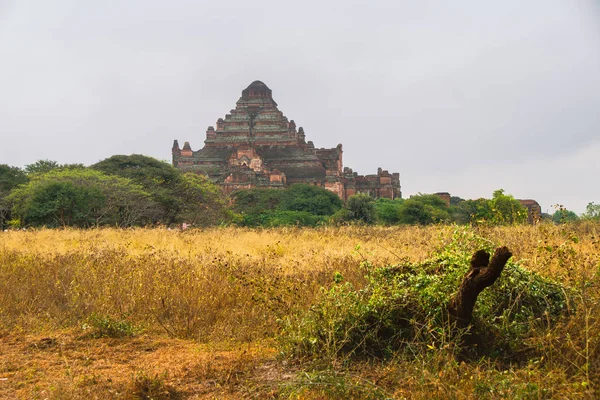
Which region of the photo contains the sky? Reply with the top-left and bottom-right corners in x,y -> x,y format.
1,1 -> 599,214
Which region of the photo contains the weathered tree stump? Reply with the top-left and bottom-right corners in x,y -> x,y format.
449,246 -> 513,330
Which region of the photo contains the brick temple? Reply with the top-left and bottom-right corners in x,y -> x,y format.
172,80 -> 401,200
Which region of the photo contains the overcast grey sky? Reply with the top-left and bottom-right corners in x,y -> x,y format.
1,1 -> 599,213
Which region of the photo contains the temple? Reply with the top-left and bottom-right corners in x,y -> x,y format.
172,80 -> 401,200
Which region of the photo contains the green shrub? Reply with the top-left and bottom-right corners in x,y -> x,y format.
83,313 -> 139,338
279,227 -> 570,362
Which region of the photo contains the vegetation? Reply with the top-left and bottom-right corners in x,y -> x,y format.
9,169 -> 153,227
553,207 -> 580,224
1,224 -> 599,398
1,158 -> 595,231
232,183 -> 341,226
1,156 -> 228,228
583,202 -> 600,220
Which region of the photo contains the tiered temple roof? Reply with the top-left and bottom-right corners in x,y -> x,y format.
172,80 -> 401,199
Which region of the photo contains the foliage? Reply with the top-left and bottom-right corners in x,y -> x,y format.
450,196 -> 465,206
280,227 -> 569,362
278,184 -> 342,216
167,172 -> 229,226
233,184 -> 341,226
374,198 -> 404,225
92,154 -> 227,226
25,159 -> 85,175
25,159 -> 60,174
451,190 -> 527,226
453,198 -> 490,225
397,194 -> 450,225
83,313 -> 138,338
92,154 -> 180,187
487,189 -> 528,225
0,165 -> 28,229
552,208 -> 579,224
231,187 -> 284,216
8,169 -> 153,227
335,193 -> 376,224
0,164 -> 28,192
582,202 -> 600,220
259,210 -> 325,227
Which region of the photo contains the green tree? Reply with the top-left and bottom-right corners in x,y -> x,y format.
488,189 -> 527,225
551,208 -> 579,224
24,160 -> 86,175
0,164 -> 28,191
231,188 -> 285,225
397,194 -> 450,225
582,202 -> 600,220
0,165 -> 29,229
24,159 -> 60,175
232,184 -> 341,227
9,169 -> 154,228
278,184 -> 342,216
450,196 -> 465,206
340,193 -> 376,224
93,154 -> 226,226
452,198 -> 492,225
374,198 -> 404,225
169,173 -> 229,226
92,155 -> 179,188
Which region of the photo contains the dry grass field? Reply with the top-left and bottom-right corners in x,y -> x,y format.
1,224 -> 599,399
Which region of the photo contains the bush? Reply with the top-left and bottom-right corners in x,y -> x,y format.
83,313 -> 139,338
279,227 -> 570,362
8,169 -> 154,228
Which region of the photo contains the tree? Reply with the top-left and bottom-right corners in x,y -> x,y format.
451,190 -> 527,226
450,196 -> 465,206
488,189 -> 527,225
0,165 -> 29,229
582,202 -> 600,220
374,198 -> 404,225
343,193 -> 376,224
92,154 -> 179,188
0,164 -> 28,192
278,184 -> 342,216
9,169 -> 154,228
169,173 -> 229,226
232,184 -> 341,227
25,160 -> 60,175
397,194 -> 450,225
93,154 -> 226,226
231,188 -> 285,226
453,198 -> 492,225
551,208 -> 579,224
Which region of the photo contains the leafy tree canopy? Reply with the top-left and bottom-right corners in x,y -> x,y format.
25,160 -> 85,175
0,164 -> 28,192
488,189 -> 528,225
341,193 -> 376,224
374,198 -> 404,225
92,155 -> 226,226
92,154 -> 179,188
397,194 -> 450,225
583,202 -> 600,220
9,169 -> 153,228
551,208 -> 579,224
278,184 -> 342,216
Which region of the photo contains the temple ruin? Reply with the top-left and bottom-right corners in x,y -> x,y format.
172,80 -> 401,200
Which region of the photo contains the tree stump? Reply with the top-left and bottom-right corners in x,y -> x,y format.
449,246 -> 513,330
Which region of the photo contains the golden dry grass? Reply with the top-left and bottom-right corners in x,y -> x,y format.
1,223 -> 599,399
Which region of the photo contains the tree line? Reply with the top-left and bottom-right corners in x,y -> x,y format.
1,155 -> 596,229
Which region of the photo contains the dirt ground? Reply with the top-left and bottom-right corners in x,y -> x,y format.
0,330 -> 290,399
